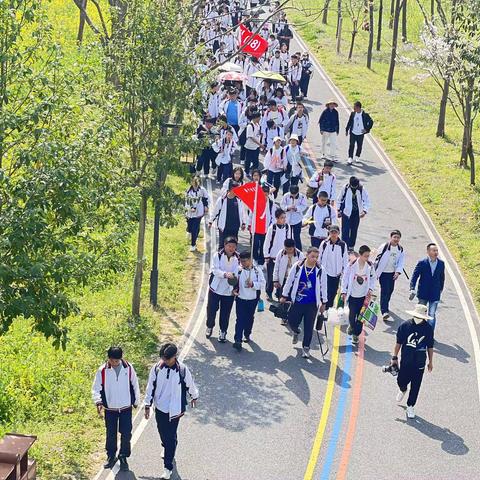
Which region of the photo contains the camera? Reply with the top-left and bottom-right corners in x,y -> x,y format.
382,364 -> 399,376
269,302 -> 290,320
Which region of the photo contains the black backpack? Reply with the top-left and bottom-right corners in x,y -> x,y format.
239,122 -> 252,147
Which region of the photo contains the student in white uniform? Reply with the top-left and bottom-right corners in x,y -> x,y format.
374,230 -> 406,321
207,81 -> 221,122
263,119 -> 285,150
303,191 -> 338,248
264,208 -> 293,300
288,54 -> 302,101
212,128 -> 238,184
307,159 -> 337,205
280,184 -> 308,251
283,134 -> 304,193
286,102 -> 309,144
263,136 -> 287,198
232,251 -> 266,350
185,176 -> 209,252
318,225 -> 348,310
205,237 -> 240,341
341,245 -> 376,345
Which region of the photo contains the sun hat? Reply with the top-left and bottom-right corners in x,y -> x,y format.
325,99 -> 338,107
405,304 -> 433,321
273,136 -> 282,143
289,134 -> 299,142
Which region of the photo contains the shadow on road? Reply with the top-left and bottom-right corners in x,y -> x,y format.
395,413 -> 469,456
434,341 -> 470,364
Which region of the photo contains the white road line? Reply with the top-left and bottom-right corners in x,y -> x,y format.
93,179 -> 214,480
292,30 -> 480,401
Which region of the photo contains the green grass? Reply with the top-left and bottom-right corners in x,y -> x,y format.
0,173 -> 193,480
289,1 -> 480,308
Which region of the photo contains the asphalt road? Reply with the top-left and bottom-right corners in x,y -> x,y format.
95,32 -> 480,480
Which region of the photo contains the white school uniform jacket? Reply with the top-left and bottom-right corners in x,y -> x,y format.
235,266 -> 266,300
280,192 -> 308,226
208,91 -> 221,119
144,361 -> 199,421
244,62 -> 259,88
185,186 -> 209,219
215,49 -> 229,64
284,144 -> 304,178
264,146 -> 288,173
282,259 -> 328,305
262,108 -> 288,130
263,223 -> 293,259
288,62 -> 302,83
210,194 -> 245,231
337,184 -> 371,217
319,238 -> 348,277
219,99 -> 244,125
304,203 -> 337,238
92,360 -> 141,410
341,260 -> 376,299
287,114 -> 309,138
213,137 -> 237,165
308,171 -> 337,201
209,249 -> 240,296
263,126 -> 285,150
273,248 -> 305,285
247,195 -> 276,230
256,84 -> 274,100
374,242 -> 406,277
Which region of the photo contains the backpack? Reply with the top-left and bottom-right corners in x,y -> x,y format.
100,360 -> 136,408
239,122 -> 252,147
268,223 -> 291,255
339,184 -> 363,213
308,204 -> 332,237
286,260 -> 322,300
209,249 -> 239,287
150,361 -> 188,412
320,238 -> 346,261
373,242 -> 403,271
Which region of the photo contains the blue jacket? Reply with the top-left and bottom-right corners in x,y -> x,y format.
410,257 -> 445,302
319,108 -> 339,134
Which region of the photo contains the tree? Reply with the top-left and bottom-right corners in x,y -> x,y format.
367,0 -> 375,68
346,0 -> 366,60
386,0 -> 403,90
0,1 -> 135,346
323,0 -> 331,23
401,0 -> 407,42
377,0 -> 383,50
108,0 -> 201,317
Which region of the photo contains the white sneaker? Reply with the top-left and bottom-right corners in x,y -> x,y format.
302,347 -> 310,358
383,312 -> 390,321
347,157 -> 353,165
161,468 -> 172,480
189,245 -> 197,252
218,331 -> 227,343
205,327 -> 213,339
396,389 -> 406,403
354,156 -> 360,163
406,406 -> 415,419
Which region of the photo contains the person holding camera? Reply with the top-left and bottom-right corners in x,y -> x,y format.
281,246 -> 328,358
280,184 -> 308,251
318,225 -> 348,311
144,343 -> 199,480
307,159 -> 336,205
205,236 -> 240,342
264,208 -> 293,301
337,176 -> 370,250
374,230 -> 406,321
92,346 -> 140,472
303,190 -> 337,248
391,304 -> 434,419
232,251 -> 266,351
185,176 -> 209,252
341,245 -> 376,345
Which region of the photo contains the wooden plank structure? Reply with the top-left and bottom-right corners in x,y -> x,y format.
0,434 -> 37,480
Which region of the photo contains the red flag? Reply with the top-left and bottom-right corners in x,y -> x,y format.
238,24 -> 268,59
233,181 -> 268,234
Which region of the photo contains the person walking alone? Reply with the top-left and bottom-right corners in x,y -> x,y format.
345,101 -> 374,165
319,100 -> 339,161
185,176 -> 209,252
92,346 -> 140,472
144,343 -> 199,480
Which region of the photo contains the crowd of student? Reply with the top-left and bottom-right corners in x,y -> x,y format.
91,1 -> 447,477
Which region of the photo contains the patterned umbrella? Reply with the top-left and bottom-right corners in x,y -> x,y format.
217,71 -> 248,82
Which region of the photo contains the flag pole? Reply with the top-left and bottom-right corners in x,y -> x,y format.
251,181 -> 259,260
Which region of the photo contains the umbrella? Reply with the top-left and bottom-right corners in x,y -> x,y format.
252,70 -> 287,83
217,71 -> 248,82
217,62 -> 243,73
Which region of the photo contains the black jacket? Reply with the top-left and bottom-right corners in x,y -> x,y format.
345,110 -> 374,135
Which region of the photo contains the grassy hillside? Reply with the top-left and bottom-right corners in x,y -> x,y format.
289,0 -> 480,308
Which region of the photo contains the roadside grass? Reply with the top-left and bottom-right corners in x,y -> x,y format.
0,176 -> 194,480
289,2 -> 480,308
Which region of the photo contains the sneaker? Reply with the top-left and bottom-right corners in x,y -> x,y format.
383,312 -> 391,321
232,341 -> 242,351
280,318 -> 288,326
161,468 -> 173,480
189,245 -> 197,252
347,157 -> 353,165
103,456 -> 117,469
354,156 -> 360,163
352,335 -> 359,345
205,327 -> 213,339
302,347 -> 310,358
119,456 -> 129,472
243,335 -> 251,343
266,295 -> 274,302
406,406 -> 415,419
292,329 -> 301,344
161,447 -> 164,459
396,389 -> 406,403
218,331 -> 227,343
347,325 -> 353,335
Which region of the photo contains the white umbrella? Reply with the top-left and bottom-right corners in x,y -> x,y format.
217,62 -> 243,73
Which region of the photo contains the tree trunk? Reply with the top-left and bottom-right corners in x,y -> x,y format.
386,0 -> 402,90
460,79 -> 473,170
77,0 -> 87,43
367,1 -> 374,68
468,139 -> 475,186
401,0 -> 407,42
348,20 -> 358,60
336,0 -> 342,37
436,78 -> 449,137
323,0 -> 331,24
132,192 -> 148,317
377,0 -> 383,50
430,0 -> 434,18
337,16 -> 343,53
389,0 -> 394,28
